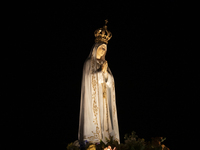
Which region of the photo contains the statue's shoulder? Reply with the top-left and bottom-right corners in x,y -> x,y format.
83,58 -> 91,66
83,58 -> 92,71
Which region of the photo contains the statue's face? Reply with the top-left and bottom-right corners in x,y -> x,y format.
96,44 -> 107,58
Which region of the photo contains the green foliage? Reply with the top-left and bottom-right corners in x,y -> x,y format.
95,140 -> 106,150
123,131 -> 145,150
105,135 -> 120,150
67,141 -> 80,150
66,131 -> 169,150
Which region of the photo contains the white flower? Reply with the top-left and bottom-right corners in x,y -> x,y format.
73,140 -> 80,147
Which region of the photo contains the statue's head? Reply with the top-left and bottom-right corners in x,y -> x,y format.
96,44 -> 107,59
93,20 -> 111,60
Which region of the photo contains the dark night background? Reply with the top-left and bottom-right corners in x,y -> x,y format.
5,1 -> 192,150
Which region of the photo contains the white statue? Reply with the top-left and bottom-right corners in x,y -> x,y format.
78,20 -> 120,144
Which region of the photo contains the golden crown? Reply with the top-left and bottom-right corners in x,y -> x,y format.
94,19 -> 112,44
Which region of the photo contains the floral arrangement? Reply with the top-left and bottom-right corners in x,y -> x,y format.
66,131 -> 170,150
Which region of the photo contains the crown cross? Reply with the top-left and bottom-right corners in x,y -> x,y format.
105,19 -> 108,25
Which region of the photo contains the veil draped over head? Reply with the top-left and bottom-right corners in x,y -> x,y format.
78,43 -> 120,144
87,42 -> 112,75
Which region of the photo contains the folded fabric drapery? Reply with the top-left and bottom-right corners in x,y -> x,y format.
78,43 -> 120,144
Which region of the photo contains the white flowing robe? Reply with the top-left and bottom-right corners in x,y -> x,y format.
78,43 -> 120,144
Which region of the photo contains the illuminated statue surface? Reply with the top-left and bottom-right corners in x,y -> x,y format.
78,20 -> 120,144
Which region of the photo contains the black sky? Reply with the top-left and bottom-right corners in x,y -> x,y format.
5,1 -> 191,150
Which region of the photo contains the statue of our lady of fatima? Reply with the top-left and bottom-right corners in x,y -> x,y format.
78,20 -> 120,144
